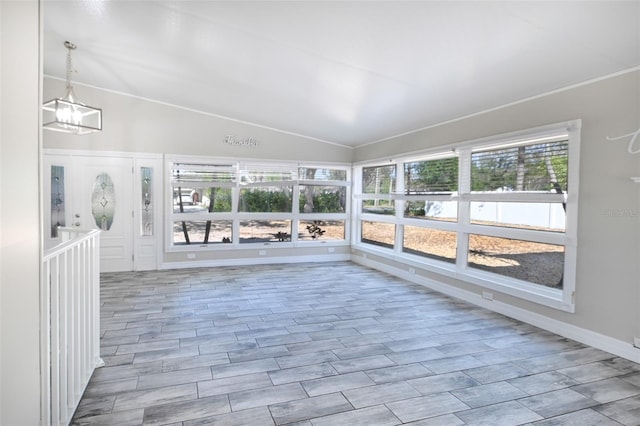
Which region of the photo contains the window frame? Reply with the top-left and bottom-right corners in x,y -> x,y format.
353,120 -> 581,312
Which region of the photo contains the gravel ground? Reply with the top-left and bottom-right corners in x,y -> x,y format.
363,222 -> 564,288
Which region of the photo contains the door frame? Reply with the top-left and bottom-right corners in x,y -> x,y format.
43,149 -> 162,271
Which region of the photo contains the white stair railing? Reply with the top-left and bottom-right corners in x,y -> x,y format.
41,228 -> 103,426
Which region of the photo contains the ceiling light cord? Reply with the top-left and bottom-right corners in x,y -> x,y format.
63,40 -> 79,104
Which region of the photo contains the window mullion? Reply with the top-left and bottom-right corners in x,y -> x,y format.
292,182 -> 300,243
457,149 -> 472,272
395,161 -> 405,254
352,166 -> 361,246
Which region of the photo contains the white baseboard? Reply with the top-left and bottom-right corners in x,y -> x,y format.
352,255 -> 640,364
161,253 -> 350,270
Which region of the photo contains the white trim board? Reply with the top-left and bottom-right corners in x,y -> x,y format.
161,253 -> 350,270
351,255 -> 640,364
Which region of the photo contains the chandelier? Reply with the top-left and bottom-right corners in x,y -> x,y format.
43,41 -> 102,135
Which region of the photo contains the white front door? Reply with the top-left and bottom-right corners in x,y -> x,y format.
45,154 -> 134,272
75,157 -> 134,272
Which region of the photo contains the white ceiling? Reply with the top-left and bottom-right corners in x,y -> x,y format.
43,1 -> 640,147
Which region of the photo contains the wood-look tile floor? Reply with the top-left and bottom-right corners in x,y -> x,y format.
72,262 -> 640,425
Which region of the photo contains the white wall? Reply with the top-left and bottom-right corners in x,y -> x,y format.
354,70 -> 640,352
0,1 -> 42,424
43,78 -> 353,163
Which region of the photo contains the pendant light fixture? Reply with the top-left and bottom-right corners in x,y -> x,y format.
43,41 -> 102,135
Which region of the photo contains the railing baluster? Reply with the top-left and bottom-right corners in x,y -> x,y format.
40,259 -> 52,425
61,249 -> 69,424
50,256 -> 60,426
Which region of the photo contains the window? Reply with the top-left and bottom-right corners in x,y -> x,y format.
361,164 -> 396,214
403,226 -> 457,263
50,165 -> 66,238
173,220 -> 232,245
470,141 -> 568,193
361,221 -> 395,249
170,163 -> 236,245
362,165 -> 396,194
404,157 -> 458,194
173,188 -> 232,214
399,155 -> 459,266
468,234 -> 564,287
470,201 -> 565,232
353,121 -> 581,311
358,164 -> 397,248
240,220 -> 291,243
467,141 -> 568,235
403,156 -> 458,222
404,200 -> 457,222
167,158 -> 350,248
297,166 -> 350,245
140,167 -> 153,236
363,200 -> 395,215
239,187 -> 292,213
298,220 -> 345,241
299,167 -> 347,182
464,138 -> 569,290
171,163 -> 235,214
299,186 -> 346,213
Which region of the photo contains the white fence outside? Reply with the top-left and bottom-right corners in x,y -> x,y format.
41,228 -> 103,426
422,200 -> 565,231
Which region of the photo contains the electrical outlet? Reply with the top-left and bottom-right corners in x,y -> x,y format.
259,250 -> 266,256
634,337 -> 640,348
187,253 -> 196,259
409,267 -> 416,274
328,247 -> 335,253
482,291 -> 493,301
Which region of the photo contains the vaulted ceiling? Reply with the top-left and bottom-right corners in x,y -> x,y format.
42,1 -> 640,147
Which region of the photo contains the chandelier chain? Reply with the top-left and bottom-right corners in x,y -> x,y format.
64,40 -> 77,90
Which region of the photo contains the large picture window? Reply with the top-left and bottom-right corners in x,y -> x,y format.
353,121 -> 581,311
167,158 -> 350,248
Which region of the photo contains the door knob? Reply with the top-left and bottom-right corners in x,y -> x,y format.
75,213 -> 80,218
74,222 -> 81,227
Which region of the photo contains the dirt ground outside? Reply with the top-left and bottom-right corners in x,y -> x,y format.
362,221 -> 564,289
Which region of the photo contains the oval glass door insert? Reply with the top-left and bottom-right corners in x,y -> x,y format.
91,172 -> 116,230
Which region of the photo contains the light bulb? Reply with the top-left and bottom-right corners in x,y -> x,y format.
72,109 -> 82,125
56,106 -> 71,123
